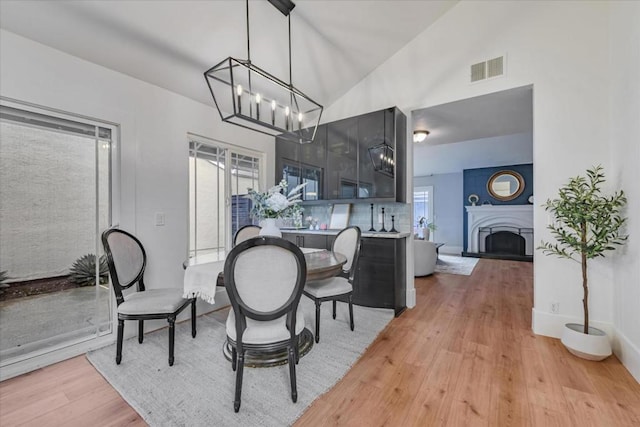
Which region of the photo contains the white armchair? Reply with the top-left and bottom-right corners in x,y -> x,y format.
414,239 -> 438,277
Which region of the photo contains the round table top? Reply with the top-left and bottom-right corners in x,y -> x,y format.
304,250 -> 347,281
184,249 -> 347,282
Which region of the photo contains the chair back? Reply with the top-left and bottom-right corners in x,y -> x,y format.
332,226 -> 361,282
224,237 -> 306,342
233,225 -> 261,246
101,228 -> 147,306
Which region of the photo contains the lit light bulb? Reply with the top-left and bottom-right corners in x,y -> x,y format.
236,85 -> 243,114
298,112 -> 303,122
271,100 -> 276,125
380,153 -> 384,159
285,106 -> 290,130
255,93 -> 261,120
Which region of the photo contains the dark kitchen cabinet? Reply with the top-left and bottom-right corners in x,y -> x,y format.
326,117 -> 359,199
275,107 -> 406,202
275,125 -> 326,201
357,109 -> 396,199
283,233 -> 328,249
353,237 -> 406,316
282,232 -> 407,316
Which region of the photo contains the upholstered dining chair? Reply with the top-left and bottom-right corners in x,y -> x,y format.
303,226 -> 361,343
224,236 -> 307,412
101,228 -> 196,366
233,224 -> 261,246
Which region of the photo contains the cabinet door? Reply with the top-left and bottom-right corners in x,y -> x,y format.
353,238 -> 395,308
299,125 -> 326,168
275,135 -> 301,186
327,118 -> 358,199
300,234 -> 327,249
299,125 -> 326,200
358,109 -> 394,199
281,233 -> 298,245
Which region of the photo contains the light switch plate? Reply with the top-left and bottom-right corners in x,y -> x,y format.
155,212 -> 165,226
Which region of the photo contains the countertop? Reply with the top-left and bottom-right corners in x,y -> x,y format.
281,228 -> 410,239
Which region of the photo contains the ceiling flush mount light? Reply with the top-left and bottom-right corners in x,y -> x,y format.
204,0 -> 323,144
413,130 -> 430,143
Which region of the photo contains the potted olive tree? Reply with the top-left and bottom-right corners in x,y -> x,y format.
539,165 -> 627,361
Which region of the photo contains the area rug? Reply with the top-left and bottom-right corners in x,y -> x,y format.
435,255 -> 479,276
87,298 -> 393,427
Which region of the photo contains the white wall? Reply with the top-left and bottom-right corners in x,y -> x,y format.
323,1 -> 639,377
0,30 -> 274,313
610,2 -> 640,382
414,173 -> 463,254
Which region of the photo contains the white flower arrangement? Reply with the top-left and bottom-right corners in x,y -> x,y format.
247,180 -> 306,220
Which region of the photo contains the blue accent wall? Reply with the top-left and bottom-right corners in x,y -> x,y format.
462,163 -> 533,251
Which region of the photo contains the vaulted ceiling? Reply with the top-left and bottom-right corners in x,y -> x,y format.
0,0 -> 457,109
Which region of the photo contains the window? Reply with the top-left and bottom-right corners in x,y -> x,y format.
188,135 -> 262,259
413,185 -> 434,235
0,100 -> 115,366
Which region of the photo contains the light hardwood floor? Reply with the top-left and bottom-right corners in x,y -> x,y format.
2,258 -> 639,426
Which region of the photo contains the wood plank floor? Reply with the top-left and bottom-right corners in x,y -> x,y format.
2,258 -> 639,426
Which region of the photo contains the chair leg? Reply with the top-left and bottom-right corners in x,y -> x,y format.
231,346 -> 237,372
314,299 -> 321,343
168,317 -> 175,366
288,346 -> 298,403
332,300 -> 337,319
349,294 -> 354,331
234,350 -> 245,412
191,299 -> 197,338
138,320 -> 144,344
116,319 -> 124,365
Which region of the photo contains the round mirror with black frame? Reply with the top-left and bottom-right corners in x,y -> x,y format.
487,170 -> 525,201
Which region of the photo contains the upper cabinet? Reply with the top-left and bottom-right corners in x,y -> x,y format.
327,117 -> 358,199
275,125 -> 326,201
275,107 -> 406,203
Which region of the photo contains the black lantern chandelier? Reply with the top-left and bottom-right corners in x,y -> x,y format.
204,0 -> 323,144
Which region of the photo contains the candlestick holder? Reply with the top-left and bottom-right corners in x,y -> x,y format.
379,207 -> 387,232
390,215 -> 398,233
369,204 -> 376,231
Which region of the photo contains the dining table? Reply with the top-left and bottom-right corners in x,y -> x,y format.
183,247 -> 347,367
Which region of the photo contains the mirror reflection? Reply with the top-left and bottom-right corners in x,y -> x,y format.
487,170 -> 524,201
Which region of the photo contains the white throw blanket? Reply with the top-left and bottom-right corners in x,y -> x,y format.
183,260 -> 225,304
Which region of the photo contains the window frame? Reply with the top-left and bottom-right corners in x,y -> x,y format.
187,133 -> 264,258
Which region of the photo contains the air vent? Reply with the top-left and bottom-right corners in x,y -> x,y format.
470,55 -> 505,82
487,56 -> 504,78
470,62 -> 486,82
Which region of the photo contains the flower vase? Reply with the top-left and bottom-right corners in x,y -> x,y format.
259,218 -> 282,238
422,227 -> 430,241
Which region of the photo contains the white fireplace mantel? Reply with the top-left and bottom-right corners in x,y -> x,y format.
465,205 -> 534,254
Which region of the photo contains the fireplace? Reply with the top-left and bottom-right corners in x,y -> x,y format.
465,205 -> 533,261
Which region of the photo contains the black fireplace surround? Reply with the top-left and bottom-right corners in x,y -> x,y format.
463,226 -> 533,262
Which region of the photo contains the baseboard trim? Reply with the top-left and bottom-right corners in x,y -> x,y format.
612,329 -> 640,384
406,288 -> 416,308
439,245 -> 463,255
531,308 -> 614,338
